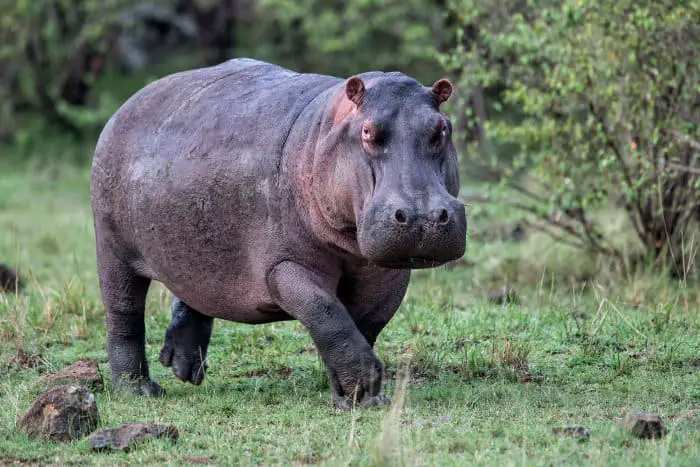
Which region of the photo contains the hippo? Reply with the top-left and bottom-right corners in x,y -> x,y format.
90,58 -> 467,409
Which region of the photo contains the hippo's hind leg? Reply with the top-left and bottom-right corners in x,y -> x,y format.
159,296 -> 213,385
96,243 -> 164,397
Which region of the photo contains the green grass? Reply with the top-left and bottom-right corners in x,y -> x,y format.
0,156 -> 699,466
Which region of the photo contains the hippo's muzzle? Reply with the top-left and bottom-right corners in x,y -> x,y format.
357,195 -> 467,269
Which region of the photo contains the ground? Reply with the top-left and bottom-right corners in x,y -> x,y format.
0,156 -> 698,466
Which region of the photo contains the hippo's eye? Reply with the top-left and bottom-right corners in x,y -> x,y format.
361,122 -> 383,155
362,122 -> 378,142
429,118 -> 447,150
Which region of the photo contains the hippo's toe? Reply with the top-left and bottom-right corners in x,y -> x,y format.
172,354 -> 207,385
159,298 -> 213,386
160,341 -> 208,385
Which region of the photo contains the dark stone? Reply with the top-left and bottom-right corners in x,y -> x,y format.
624,412 -> 666,439
0,263 -> 22,293
89,422 -> 179,452
40,359 -> 104,392
487,287 -> 518,304
552,426 -> 591,440
16,385 -> 99,442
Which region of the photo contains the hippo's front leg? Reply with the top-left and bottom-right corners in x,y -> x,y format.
334,267 -> 411,409
159,297 -> 214,385
268,261 -> 387,409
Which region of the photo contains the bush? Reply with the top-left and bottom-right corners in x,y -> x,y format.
0,0 -> 139,139
443,0 -> 700,274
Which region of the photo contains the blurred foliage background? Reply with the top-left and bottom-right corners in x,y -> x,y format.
0,0 -> 698,278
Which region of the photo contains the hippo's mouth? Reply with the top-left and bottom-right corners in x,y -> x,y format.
374,257 -> 450,269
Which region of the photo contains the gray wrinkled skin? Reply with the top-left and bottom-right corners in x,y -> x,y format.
90,58 -> 467,408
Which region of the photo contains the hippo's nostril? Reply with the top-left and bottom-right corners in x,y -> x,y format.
438,209 -> 449,224
394,209 -> 407,224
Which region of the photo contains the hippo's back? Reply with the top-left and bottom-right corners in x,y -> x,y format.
90,58 -> 341,320
92,58 -> 339,176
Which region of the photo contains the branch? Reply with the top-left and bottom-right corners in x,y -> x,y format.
585,97 -> 648,244
521,219 -> 589,251
505,180 -> 548,205
671,131 -> 700,152
666,163 -> 700,175
508,202 -> 614,256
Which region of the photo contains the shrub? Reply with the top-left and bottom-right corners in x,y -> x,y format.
442,0 -> 700,274
237,0 -> 446,83
0,0 -> 138,139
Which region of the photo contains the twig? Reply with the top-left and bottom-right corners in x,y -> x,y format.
666,163 -> 700,175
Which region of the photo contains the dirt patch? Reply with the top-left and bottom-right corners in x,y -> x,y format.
5,350 -> 44,372
292,455 -> 323,465
667,409 -> 699,422
181,456 -> 214,465
232,367 -> 293,379
39,359 -> 103,391
552,426 -> 591,440
1,456 -> 46,466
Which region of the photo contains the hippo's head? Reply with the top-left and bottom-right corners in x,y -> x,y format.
317,73 -> 467,269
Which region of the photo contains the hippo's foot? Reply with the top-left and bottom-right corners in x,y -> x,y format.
332,393 -> 392,411
114,375 -> 165,397
159,297 -> 214,385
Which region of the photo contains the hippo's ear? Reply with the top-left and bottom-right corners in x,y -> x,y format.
345,76 -> 365,106
431,79 -> 453,106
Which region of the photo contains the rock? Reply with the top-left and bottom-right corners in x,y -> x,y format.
16,385 -> 99,442
623,412 -> 666,439
89,422 -> 179,452
487,287 -> 518,304
552,426 -> 590,440
0,263 -> 22,293
40,359 -> 104,392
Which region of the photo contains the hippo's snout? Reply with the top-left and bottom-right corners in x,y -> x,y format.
358,196 -> 467,269
389,198 -> 463,228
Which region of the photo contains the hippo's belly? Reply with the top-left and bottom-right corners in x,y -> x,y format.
125,151 -> 291,324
